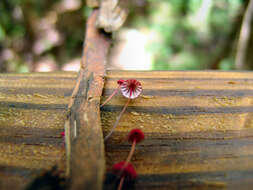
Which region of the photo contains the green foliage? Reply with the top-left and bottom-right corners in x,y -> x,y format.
0,25 -> 6,41
140,0 -> 243,70
219,58 -> 235,70
0,0 -> 247,72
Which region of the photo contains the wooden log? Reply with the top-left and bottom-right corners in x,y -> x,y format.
1,71 -> 253,189
0,72 -> 76,190
101,71 -> 253,190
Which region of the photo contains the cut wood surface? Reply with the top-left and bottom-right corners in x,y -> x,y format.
101,71 -> 253,190
1,71 -> 253,190
0,72 -> 76,190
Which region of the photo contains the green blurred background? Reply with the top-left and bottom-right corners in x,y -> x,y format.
0,0 -> 252,72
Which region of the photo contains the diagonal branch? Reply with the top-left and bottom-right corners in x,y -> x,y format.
65,9 -> 112,190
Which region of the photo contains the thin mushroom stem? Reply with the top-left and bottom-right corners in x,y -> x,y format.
117,176 -> 125,190
120,140 -> 136,175
104,98 -> 131,141
100,85 -> 120,107
125,140 -> 136,164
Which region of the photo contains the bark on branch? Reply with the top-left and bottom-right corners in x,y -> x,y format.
65,10 -> 111,190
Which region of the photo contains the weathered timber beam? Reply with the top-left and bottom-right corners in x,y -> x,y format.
101,70 -> 253,190
0,72 -> 76,190
65,10 -> 111,190
1,71 -> 253,189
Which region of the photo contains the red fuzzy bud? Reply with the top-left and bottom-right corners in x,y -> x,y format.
128,129 -> 144,144
117,79 -> 125,85
112,161 -> 137,180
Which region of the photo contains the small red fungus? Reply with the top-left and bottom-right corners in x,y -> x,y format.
128,128 -> 145,144
125,129 -> 144,165
120,79 -> 142,99
100,79 -> 125,107
104,80 -> 142,141
112,161 -> 136,190
112,161 -> 137,180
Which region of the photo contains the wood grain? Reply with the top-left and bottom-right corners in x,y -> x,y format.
0,72 -> 76,190
1,71 -> 253,190
101,71 -> 253,190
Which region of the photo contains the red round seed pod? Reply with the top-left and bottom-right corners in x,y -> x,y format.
120,79 -> 142,99
128,129 -> 144,144
112,161 -> 137,180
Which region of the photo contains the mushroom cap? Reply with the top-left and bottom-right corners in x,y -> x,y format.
128,128 -> 144,144
120,79 -> 142,99
112,161 -> 137,180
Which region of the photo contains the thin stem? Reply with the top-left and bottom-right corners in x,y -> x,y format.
104,98 -> 131,141
100,85 -> 120,107
119,140 -> 136,175
117,177 -> 125,190
125,140 -> 136,164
